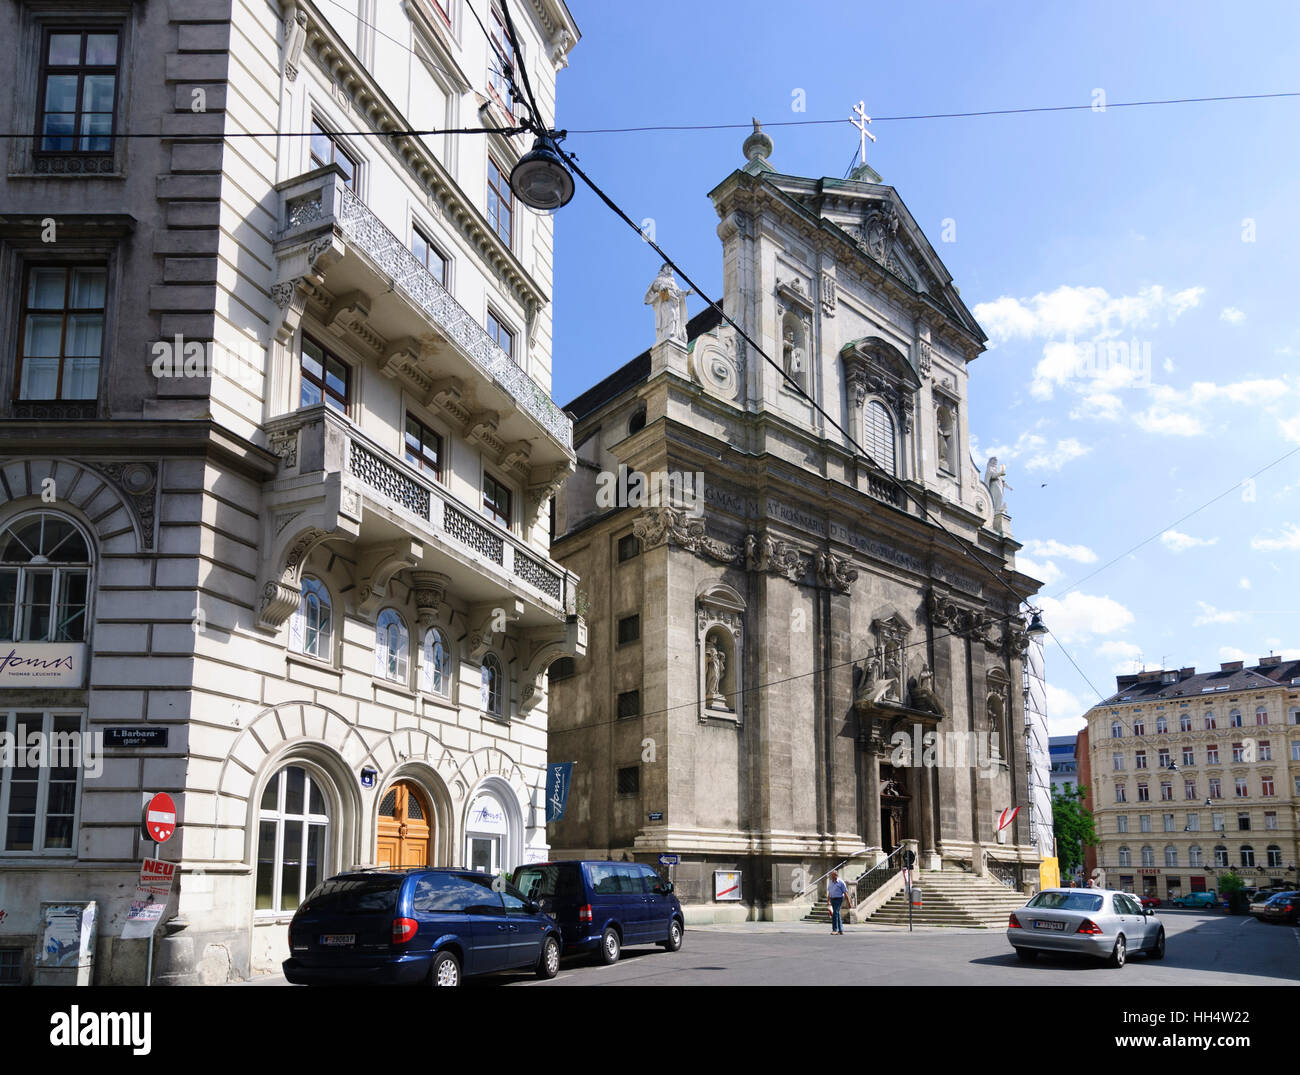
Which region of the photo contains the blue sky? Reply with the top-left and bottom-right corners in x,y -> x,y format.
548,0 -> 1300,733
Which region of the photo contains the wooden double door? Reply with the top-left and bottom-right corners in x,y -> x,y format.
377,781 -> 433,867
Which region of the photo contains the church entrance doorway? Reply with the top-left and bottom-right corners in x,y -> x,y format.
880,765 -> 910,853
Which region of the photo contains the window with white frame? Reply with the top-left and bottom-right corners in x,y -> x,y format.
419,626 -> 452,696
1213,844 -> 1228,867
1180,712 -> 1191,732
480,653 -> 503,718
1118,846 -> 1131,867
1140,845 -> 1154,867
0,710 -> 84,853
1240,845 -> 1255,867
1111,720 -> 1123,738
289,575 -> 332,660
0,512 -> 91,642
255,765 -> 329,913
1116,815 -> 1128,833
1188,845 -> 1203,866
375,609 -> 409,684
1164,845 -> 1177,867
1267,844 -> 1282,867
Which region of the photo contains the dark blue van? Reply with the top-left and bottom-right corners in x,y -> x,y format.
512,860 -> 684,964
283,868 -> 563,986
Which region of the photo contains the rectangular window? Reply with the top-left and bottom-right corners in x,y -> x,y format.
1180,713 -> 1192,731
1116,815 -> 1128,833
1135,751 -> 1147,770
487,158 -> 513,249
1112,753 -> 1123,771
310,117 -> 358,190
1186,814 -> 1199,832
1265,811 -> 1278,830
1157,749 -> 1170,768
1133,719 -> 1145,736
1160,782 -> 1172,801
1162,814 -> 1174,832
1184,779 -> 1196,800
1256,710 -> 1269,726
36,28 -> 119,154
1237,813 -> 1250,831
1137,783 -> 1149,802
403,413 -> 443,479
16,264 -> 106,401
1212,812 -> 1224,832
1292,741 -> 1300,762
486,309 -> 515,362
1182,747 -> 1194,766
616,614 -> 640,645
0,711 -> 84,854
617,690 -> 640,719
1232,742 -> 1245,763
1208,778 -> 1221,798
1206,745 -> 1219,764
1261,776 -> 1274,797
412,226 -> 449,287
487,8 -> 514,114
616,766 -> 639,796
1258,740 -> 1271,761
481,472 -> 512,528
1139,814 -> 1150,832
1205,714 -> 1216,730
1234,777 -> 1248,798
0,948 -> 20,984
617,533 -> 641,562
300,337 -> 349,414
1115,785 -> 1126,803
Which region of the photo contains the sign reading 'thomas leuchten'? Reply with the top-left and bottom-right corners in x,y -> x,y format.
0,644 -> 87,688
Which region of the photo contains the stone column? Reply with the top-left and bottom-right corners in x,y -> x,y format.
863,747 -> 883,859
919,754 -> 940,869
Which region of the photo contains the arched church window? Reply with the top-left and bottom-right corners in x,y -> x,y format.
864,400 -> 896,474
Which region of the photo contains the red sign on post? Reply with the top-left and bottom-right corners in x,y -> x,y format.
143,793 -> 177,843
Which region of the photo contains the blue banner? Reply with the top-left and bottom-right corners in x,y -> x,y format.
546,762 -> 574,823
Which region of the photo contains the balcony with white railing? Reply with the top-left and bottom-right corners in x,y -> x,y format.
262,404 -> 582,638
271,165 -> 574,468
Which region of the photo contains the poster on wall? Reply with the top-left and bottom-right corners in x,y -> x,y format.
37,902 -> 97,968
714,870 -> 742,901
0,643 -> 87,688
121,859 -> 177,940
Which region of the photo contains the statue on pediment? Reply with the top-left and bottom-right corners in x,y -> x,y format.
984,456 -> 1011,517
645,264 -> 691,346
907,663 -> 945,716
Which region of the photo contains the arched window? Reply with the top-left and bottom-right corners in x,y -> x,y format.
1180,712 -> 1192,732
419,627 -> 452,696
375,609 -> 409,683
863,399 -> 896,475
255,764 -> 330,914
480,653 -> 503,717
0,512 -> 91,641
1118,846 -> 1131,866
1213,844 -> 1228,867
1164,845 -> 1178,867
1267,844 -> 1282,867
1255,706 -> 1269,726
290,576 -> 332,659
627,404 -> 646,436
1111,721 -> 1123,739
1140,845 -> 1155,867
1240,845 -> 1255,867
1188,845 -> 1203,866
1204,712 -> 1216,730
1156,715 -> 1167,734
1229,709 -> 1242,728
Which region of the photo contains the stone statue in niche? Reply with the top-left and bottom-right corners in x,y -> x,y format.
705,634 -> 728,708
936,406 -> 954,472
984,456 -> 1011,516
855,643 -> 898,707
782,326 -> 805,381
645,263 -> 692,346
907,663 -> 945,716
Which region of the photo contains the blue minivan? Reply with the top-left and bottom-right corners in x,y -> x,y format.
512,860 -> 684,965
283,868 -> 563,986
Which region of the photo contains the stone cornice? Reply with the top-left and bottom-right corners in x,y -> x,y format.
298,1 -> 546,316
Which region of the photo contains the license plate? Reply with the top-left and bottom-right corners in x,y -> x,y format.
1033,920 -> 1065,931
320,934 -> 355,946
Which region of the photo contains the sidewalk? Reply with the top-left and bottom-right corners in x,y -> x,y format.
688,919 -> 996,935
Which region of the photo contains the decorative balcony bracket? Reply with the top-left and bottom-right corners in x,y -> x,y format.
466,600 -> 523,662
355,538 -> 424,619
272,233 -> 345,348
411,571 -> 452,630
258,473 -> 360,630
519,618 -> 588,715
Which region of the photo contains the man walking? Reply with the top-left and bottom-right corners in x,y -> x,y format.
827,870 -> 852,935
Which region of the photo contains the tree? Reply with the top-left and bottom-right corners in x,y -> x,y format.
1052,782 -> 1098,879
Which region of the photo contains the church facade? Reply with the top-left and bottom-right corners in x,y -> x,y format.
548,124 -> 1042,919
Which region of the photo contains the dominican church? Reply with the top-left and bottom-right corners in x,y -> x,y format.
549,122 -> 1044,919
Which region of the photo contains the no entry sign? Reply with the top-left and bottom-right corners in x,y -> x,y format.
143,793 -> 177,843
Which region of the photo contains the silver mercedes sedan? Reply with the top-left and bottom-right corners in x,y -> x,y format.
1007,888 -> 1165,968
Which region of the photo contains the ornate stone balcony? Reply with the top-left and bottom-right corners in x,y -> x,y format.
258,405 -> 584,692
271,166 -> 574,467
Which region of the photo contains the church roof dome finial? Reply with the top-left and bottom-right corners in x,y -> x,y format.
742,118 -> 774,170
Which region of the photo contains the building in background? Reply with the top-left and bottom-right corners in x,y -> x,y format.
548,125 -> 1042,921
0,0 -> 582,984
1082,658 -> 1300,900
1049,734 -> 1079,795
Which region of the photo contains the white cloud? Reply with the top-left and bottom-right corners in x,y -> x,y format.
1044,682 -> 1090,735
1017,556 -> 1063,586
1096,640 -> 1144,673
1037,592 -> 1134,643
1250,525 -> 1300,552
1069,392 -> 1124,421
1025,437 -> 1091,472
1218,646 -> 1250,662
974,284 -> 1204,344
1220,306 -> 1246,324
1023,538 -> 1098,563
1193,602 -> 1244,626
1239,576 -> 1251,589
1160,529 -> 1219,553
1281,415 -> 1300,443
1132,406 -> 1205,436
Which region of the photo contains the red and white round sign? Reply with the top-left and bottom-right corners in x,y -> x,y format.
144,792 -> 177,843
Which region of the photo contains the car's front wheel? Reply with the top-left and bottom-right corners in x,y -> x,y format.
536,936 -> 561,979
1109,934 -> 1126,968
660,918 -> 683,952
1148,929 -> 1165,960
598,926 -> 621,965
1015,948 -> 1037,962
429,950 -> 461,987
